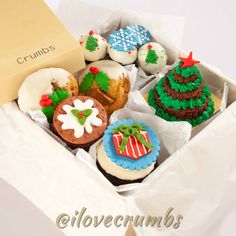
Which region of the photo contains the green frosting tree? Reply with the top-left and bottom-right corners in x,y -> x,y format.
86,30 -> 98,51
145,44 -> 158,64
148,52 -> 215,127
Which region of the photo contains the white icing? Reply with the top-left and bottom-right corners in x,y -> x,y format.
97,143 -> 155,181
138,42 -> 167,74
57,99 -> 102,138
79,34 -> 107,62
18,68 -> 70,112
78,60 -> 127,83
107,45 -> 137,65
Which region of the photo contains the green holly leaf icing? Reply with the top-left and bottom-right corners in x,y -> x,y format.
71,109 -> 93,125
42,105 -> 54,122
145,49 -> 158,64
50,89 -> 69,106
80,72 -> 94,92
95,71 -> 110,92
86,35 -> 98,51
83,109 -> 93,117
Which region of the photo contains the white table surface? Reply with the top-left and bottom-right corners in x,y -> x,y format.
0,1 -> 235,236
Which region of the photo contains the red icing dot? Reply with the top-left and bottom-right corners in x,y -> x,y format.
46,99 -> 52,106
78,112 -> 84,118
39,100 -> 47,107
89,66 -> 99,75
41,94 -> 50,100
89,30 -> 94,35
128,51 -> 131,54
147,44 -> 152,50
95,38 -> 98,41
80,41 -> 83,45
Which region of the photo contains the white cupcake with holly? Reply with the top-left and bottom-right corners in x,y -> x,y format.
79,30 -> 107,62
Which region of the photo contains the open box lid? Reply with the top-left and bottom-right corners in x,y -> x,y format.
0,0 -> 86,105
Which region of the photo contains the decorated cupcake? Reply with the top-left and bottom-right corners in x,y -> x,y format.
18,68 -> 79,121
108,28 -> 138,65
125,24 -> 151,46
96,119 -> 160,186
138,42 -> 167,74
53,96 -> 107,149
148,52 -> 215,127
78,60 -> 130,115
79,30 -> 107,62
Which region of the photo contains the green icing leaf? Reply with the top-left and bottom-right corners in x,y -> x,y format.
83,109 -> 93,117
95,71 -> 110,92
167,69 -> 202,92
175,61 -> 199,78
50,89 -> 69,106
145,49 -> 158,64
155,77 -> 210,110
42,106 -> 54,122
80,72 -> 94,92
78,117 -> 86,125
70,109 -> 93,125
86,35 -> 98,51
71,109 -> 78,117
148,88 -> 215,127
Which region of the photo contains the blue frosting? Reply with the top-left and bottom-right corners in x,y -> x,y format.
108,28 -> 137,52
102,119 -> 160,170
125,24 -> 151,46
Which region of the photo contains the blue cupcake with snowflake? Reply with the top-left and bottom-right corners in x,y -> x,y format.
96,119 -> 160,185
108,24 -> 151,65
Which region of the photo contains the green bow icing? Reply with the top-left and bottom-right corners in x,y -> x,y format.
113,123 -> 153,152
71,109 -> 92,125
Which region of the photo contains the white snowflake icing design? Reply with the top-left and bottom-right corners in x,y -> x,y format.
57,99 -> 102,138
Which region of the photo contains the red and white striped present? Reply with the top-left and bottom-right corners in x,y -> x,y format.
112,130 -> 152,160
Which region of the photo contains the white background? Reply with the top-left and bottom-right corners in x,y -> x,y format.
0,1 -> 235,236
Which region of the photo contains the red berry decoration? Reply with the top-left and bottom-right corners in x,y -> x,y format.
89,30 -> 94,35
46,99 -> 52,106
89,66 -> 99,75
179,52 -> 200,68
39,100 -> 47,107
41,95 -> 50,100
78,111 -> 84,118
147,44 -> 152,50
39,94 -> 52,107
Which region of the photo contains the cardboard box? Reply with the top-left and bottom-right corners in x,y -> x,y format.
0,0 -> 85,105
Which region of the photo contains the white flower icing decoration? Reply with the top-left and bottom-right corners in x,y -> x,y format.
57,99 -> 102,138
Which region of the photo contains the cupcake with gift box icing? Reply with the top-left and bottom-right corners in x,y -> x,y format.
96,119 -> 160,186
18,68 -> 78,121
79,30 -> 107,62
138,42 -> 167,74
53,96 -> 107,149
78,60 -> 130,115
148,52 -> 215,127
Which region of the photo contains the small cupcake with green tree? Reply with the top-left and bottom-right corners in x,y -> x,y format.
138,42 -> 167,74
79,30 -> 107,62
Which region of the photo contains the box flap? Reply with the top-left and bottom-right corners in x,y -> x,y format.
0,0 -> 85,105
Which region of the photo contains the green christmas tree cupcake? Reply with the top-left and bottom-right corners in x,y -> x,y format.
148,52 -> 214,127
